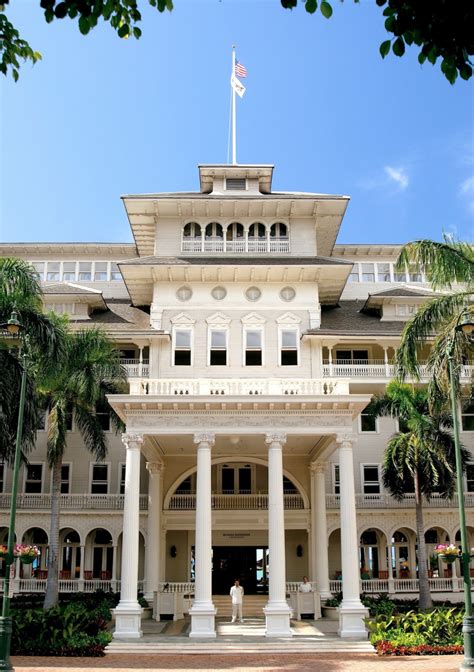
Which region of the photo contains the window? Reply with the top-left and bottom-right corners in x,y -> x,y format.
62,262 -> 76,281
335,349 -> 368,363
110,263 -> 122,280
361,263 -> 375,282
219,464 -> 253,494
46,262 -> 60,281
173,329 -> 192,366
226,178 -> 246,190
119,463 -> 126,495
362,464 -> 380,494
96,404 -> 110,431
91,464 -> 109,494
377,263 -> 391,282
349,264 -> 359,282
0,464 -> 4,493
94,262 -> 108,281
332,464 -> 340,495
60,464 -> 71,494
283,476 -> 298,493
244,329 -> 263,366
466,464 -> 474,492
37,409 -> 46,431
280,329 -> 298,366
78,262 -> 92,281
395,304 -> 417,317
32,262 -> 45,280
462,402 -> 474,431
397,417 -> 410,433
176,475 -> 193,494
209,329 -> 227,366
65,405 -> 73,431
25,464 -> 43,493
408,266 -> 423,282
393,269 -> 407,282
360,411 -> 377,433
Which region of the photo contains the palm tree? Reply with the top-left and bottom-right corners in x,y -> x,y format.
0,258 -> 64,462
395,236 -> 474,404
368,381 -> 468,610
40,328 -> 126,609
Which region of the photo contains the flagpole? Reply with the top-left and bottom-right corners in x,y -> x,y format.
232,45 -> 237,165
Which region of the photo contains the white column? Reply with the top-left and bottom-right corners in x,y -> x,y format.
311,463 -> 331,600
328,346 -> 333,376
138,346 -> 144,377
383,346 -> 390,377
189,433 -> 216,638
111,545 -> 118,592
113,432 -> 144,639
264,433 -> 292,637
336,434 -> 368,639
144,461 -> 163,602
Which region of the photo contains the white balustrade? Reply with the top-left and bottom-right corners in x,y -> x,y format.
361,579 -> 389,593
286,581 -> 317,592
167,492 -> 304,510
133,378 -> 350,397
323,360 -> 473,380
159,582 -> 195,594
0,493 -> 148,511
181,237 -> 289,254
326,492 -> 474,509
121,359 -> 150,378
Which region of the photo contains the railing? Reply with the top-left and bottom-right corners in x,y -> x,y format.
204,238 -> 224,253
159,582 -> 194,594
129,377 -> 350,397
325,492 -> 474,509
3,579 -> 145,595
167,492 -> 305,511
329,578 -> 466,594
121,359 -> 150,378
323,360 -> 473,380
0,493 -> 148,511
181,238 -> 290,254
181,239 -> 203,253
286,581 -> 317,592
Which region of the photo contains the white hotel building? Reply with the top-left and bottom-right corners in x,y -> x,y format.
1,163 -> 473,639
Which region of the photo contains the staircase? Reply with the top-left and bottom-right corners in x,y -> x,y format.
212,594 -> 267,617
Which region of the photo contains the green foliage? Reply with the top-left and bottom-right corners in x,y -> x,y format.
362,594 -> 397,617
0,14 -> 41,81
11,597 -> 112,656
366,608 -> 464,649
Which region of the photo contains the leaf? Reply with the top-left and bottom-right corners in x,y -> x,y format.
380,40 -> 391,58
54,2 -> 68,19
78,16 -> 90,35
392,37 -> 405,57
281,0 -> 297,7
418,52 -> 427,65
320,1 -> 332,19
133,26 -> 142,39
118,23 -> 130,38
305,0 -> 317,14
460,64 -> 472,81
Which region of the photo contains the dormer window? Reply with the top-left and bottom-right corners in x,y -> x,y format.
225,178 -> 246,191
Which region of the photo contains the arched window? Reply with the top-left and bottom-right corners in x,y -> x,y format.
182,222 -> 202,253
270,222 -> 288,238
248,223 -> 267,252
226,222 -> 245,253
204,223 -> 224,252
270,223 -> 289,252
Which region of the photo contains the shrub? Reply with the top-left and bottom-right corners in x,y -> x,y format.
362,594 -> 397,617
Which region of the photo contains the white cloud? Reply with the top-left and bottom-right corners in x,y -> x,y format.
459,175 -> 474,213
384,165 -> 409,190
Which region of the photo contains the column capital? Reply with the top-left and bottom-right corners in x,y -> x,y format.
265,433 -> 287,447
193,433 -> 215,447
310,461 -> 327,475
122,432 -> 144,449
146,461 -> 164,475
336,433 -> 357,448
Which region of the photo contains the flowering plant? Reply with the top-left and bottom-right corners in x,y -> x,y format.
14,544 -> 40,562
434,544 -> 459,559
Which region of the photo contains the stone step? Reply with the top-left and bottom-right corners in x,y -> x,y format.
106,641 -> 375,654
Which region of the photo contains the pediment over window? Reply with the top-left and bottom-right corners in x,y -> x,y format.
206,312 -> 231,326
241,312 -> 266,325
276,312 -> 301,325
170,312 -> 195,325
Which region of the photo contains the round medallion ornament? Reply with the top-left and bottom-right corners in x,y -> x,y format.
176,286 -> 193,302
245,286 -> 261,302
280,286 -> 296,302
211,286 -> 227,300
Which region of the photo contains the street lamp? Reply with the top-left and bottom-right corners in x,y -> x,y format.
447,310 -> 474,671
0,310 -> 26,672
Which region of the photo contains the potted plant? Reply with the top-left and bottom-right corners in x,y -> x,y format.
428,554 -> 439,578
434,543 -> 459,564
14,544 -> 40,564
0,545 -> 8,560
322,595 -> 341,620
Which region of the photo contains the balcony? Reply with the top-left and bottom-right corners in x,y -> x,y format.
121,359 -> 149,378
323,359 -> 474,381
129,377 -> 349,396
330,578 -> 469,594
0,493 -> 149,511
167,492 -> 305,510
181,238 -> 290,254
326,492 -> 474,509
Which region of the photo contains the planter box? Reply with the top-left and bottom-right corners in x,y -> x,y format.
322,605 -> 339,620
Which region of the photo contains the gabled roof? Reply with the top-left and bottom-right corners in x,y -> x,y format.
42,282 -> 103,295
362,285 -> 437,313
42,282 -> 106,309
305,300 -> 405,337
118,255 -> 352,267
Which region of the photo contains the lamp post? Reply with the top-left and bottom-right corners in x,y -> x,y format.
0,310 -> 26,672
447,310 -> 474,671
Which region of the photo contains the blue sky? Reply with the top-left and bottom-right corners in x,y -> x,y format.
1,0 -> 473,245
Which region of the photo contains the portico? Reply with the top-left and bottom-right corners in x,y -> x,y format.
109,391 -> 371,640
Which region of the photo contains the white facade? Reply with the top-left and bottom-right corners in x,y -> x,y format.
1,163 -> 473,640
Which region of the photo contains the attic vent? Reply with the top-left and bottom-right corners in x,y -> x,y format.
226,178 -> 246,191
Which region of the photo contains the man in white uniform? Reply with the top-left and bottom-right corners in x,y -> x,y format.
230,579 -> 244,623
299,576 -> 313,593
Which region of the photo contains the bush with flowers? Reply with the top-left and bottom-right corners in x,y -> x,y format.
13,544 -> 40,564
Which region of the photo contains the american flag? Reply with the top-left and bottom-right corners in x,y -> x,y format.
234,61 -> 247,78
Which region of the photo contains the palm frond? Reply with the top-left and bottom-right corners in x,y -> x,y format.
73,404 -> 107,461
46,400 -> 68,468
0,257 -> 42,304
396,237 -> 474,290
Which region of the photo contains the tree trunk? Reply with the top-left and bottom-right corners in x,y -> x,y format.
414,469 -> 433,610
43,459 -> 62,609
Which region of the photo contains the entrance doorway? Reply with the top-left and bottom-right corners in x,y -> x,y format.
212,546 -> 268,595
